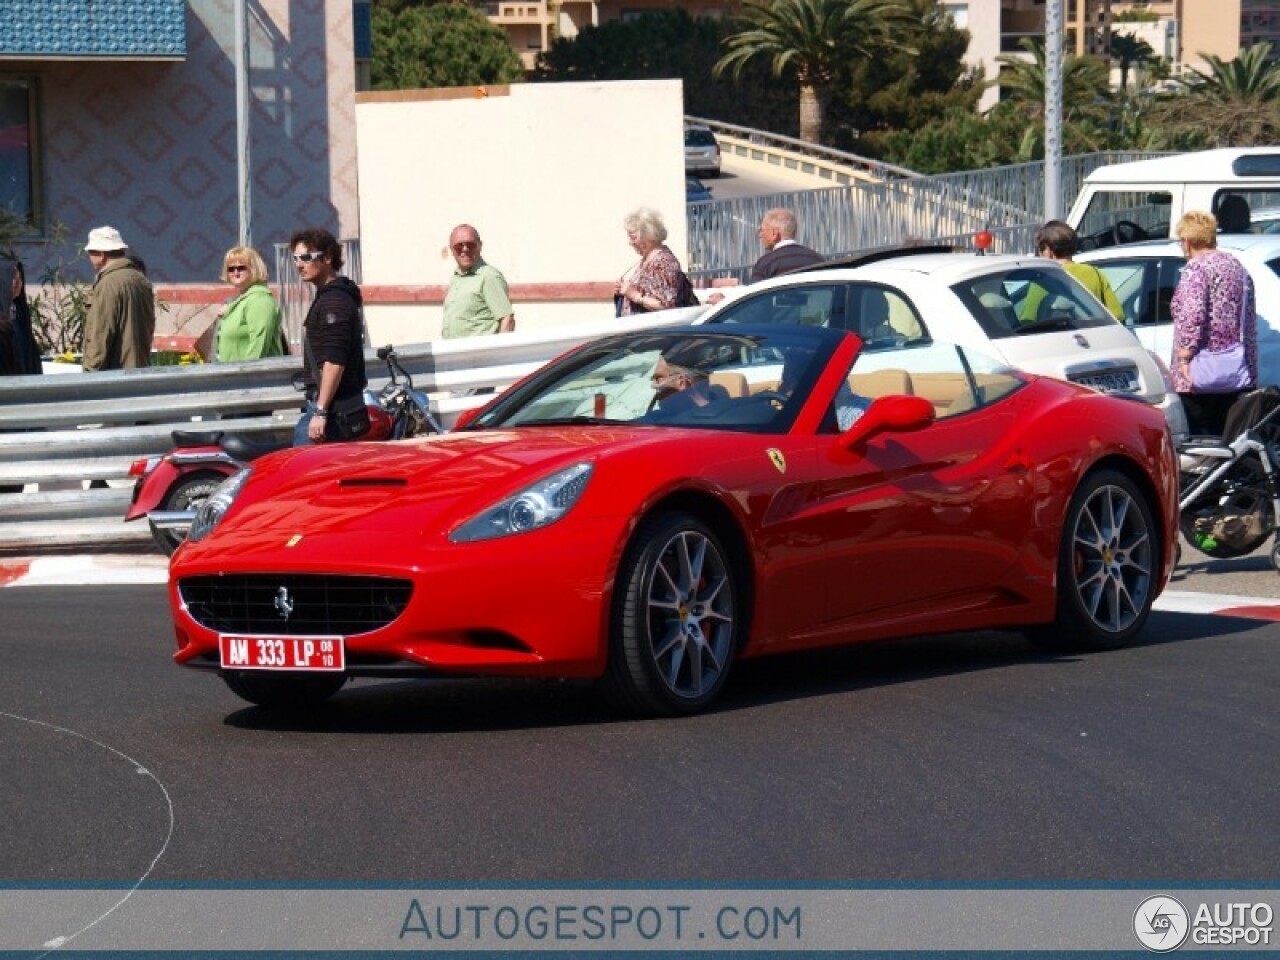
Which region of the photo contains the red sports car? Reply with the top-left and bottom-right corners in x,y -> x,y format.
168,324 -> 1179,716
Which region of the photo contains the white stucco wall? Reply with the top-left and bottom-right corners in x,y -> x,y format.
355,79 -> 687,345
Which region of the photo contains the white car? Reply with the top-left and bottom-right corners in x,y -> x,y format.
697,247 -> 1189,438
1077,233 -> 1280,388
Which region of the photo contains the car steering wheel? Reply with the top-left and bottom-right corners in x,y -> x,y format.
751,390 -> 789,409
1111,220 -> 1148,246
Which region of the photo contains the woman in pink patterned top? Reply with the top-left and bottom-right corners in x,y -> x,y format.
1171,210 -> 1258,435
615,207 -> 685,316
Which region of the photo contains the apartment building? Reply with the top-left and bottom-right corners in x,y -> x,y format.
482,0 -> 733,69
1180,0 -> 1280,71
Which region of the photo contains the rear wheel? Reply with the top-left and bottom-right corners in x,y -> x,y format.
222,671 -> 346,709
1030,469 -> 1157,651
600,511 -> 740,716
153,471 -> 226,554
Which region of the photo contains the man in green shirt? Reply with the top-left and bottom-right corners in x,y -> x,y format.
442,224 -> 514,339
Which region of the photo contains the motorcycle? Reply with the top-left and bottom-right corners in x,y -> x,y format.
126,344 -> 441,554
1177,386 -> 1280,571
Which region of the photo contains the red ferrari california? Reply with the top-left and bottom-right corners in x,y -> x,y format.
168,324 -> 1178,716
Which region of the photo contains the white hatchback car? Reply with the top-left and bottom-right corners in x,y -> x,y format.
1076,233 -> 1280,388
698,247 -> 1188,438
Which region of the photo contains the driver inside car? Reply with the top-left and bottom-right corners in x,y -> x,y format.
649,357 -> 728,417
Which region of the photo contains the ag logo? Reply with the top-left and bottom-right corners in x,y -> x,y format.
1134,895 -> 1189,952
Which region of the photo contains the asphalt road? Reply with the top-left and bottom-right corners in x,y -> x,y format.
700,152 -> 814,203
2,584 -> 1277,885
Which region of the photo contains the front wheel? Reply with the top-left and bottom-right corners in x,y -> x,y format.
600,511 -> 741,716
222,671 -> 346,709
1030,469 -> 1158,651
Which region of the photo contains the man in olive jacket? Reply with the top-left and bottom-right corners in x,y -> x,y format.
82,226 -> 156,371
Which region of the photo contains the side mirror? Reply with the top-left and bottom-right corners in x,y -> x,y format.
838,394 -> 935,449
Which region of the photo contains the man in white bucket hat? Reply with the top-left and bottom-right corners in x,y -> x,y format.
82,225 -> 155,371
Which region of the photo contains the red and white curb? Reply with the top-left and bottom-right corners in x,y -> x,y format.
1,556 -> 1278,622
1154,590 -> 1280,621
0,555 -> 169,587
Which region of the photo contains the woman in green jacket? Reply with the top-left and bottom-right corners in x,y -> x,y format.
215,246 -> 285,361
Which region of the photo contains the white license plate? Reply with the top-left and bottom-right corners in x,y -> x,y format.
1070,369 -> 1138,393
219,634 -> 345,671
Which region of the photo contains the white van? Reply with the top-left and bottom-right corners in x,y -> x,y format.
1067,148 -> 1280,251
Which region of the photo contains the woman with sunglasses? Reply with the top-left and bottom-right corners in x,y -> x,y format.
214,246 -> 285,362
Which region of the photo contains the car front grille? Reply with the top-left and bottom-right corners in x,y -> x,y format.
179,574 -> 413,636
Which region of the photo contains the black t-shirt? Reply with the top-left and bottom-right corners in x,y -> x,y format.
303,277 -> 367,401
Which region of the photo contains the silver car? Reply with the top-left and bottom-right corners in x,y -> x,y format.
684,125 -> 721,178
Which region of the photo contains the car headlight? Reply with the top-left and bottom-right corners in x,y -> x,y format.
187,467 -> 252,543
450,462 -> 593,542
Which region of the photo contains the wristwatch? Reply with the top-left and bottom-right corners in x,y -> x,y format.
314,407 -> 328,417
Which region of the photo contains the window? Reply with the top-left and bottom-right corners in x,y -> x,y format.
1075,190 -> 1171,250
845,341 -> 1024,425
710,283 -> 846,329
1092,258 -> 1183,328
1212,190 -> 1280,234
0,76 -> 38,229
952,267 -> 1117,339
847,284 -> 928,350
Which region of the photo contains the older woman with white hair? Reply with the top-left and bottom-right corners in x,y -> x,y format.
615,207 -> 690,316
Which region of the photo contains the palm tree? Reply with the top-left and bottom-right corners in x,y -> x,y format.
1110,31 -> 1155,92
714,0 -> 915,144
1180,41 -> 1280,104
993,37 -> 1112,124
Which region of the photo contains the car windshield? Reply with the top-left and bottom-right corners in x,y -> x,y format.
468,328 -> 841,434
951,266 -> 1118,339
685,129 -> 716,147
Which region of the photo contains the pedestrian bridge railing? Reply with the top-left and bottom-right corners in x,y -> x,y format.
688,150 -> 1165,283
0,311 -> 694,554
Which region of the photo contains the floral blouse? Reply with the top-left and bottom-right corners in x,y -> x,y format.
619,245 -> 683,317
1170,249 -> 1257,393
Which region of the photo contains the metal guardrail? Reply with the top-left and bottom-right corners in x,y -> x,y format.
0,310 -> 695,554
687,150 -> 1166,283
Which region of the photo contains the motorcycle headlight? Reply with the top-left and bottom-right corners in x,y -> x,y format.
187,467 -> 252,543
450,462 -> 593,543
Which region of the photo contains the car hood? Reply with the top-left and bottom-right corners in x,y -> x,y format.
991,323 -> 1167,401
193,428 -> 680,547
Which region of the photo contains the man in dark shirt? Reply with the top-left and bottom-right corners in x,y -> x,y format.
750,208 -> 823,282
291,227 -> 368,445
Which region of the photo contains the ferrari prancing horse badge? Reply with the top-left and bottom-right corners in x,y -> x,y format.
767,448 -> 786,474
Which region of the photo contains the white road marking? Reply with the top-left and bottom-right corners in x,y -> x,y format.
0,711 -> 174,956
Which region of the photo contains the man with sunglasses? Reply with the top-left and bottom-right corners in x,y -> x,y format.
290,228 -> 368,445
443,224 -> 513,340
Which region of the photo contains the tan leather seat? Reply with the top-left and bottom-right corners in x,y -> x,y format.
848,368 -> 913,399
709,371 -> 749,398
